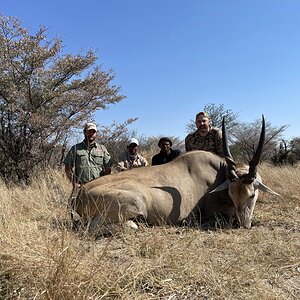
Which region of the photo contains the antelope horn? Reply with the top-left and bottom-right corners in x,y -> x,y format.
222,117 -> 238,181
246,115 -> 265,182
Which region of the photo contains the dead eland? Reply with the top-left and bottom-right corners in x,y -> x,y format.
71,116 -> 279,232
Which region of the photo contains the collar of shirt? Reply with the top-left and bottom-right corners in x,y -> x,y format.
83,140 -> 97,149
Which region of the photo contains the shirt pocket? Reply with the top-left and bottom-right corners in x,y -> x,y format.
92,152 -> 104,165
76,151 -> 88,165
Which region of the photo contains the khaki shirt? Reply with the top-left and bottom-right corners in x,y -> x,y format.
185,127 -> 223,157
117,151 -> 148,171
63,141 -> 111,184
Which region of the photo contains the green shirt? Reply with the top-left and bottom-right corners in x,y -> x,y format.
63,141 -> 111,184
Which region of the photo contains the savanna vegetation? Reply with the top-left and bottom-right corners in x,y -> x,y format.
0,15 -> 132,184
0,164 -> 299,299
0,14 -> 300,300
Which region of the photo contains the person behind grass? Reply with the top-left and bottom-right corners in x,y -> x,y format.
117,138 -> 148,171
151,137 -> 181,165
64,122 -> 111,188
185,111 -> 223,157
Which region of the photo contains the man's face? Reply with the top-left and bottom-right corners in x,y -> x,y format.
160,141 -> 171,154
128,143 -> 138,155
85,129 -> 97,143
195,115 -> 210,134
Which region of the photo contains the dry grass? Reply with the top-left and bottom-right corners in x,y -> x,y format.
0,165 -> 299,299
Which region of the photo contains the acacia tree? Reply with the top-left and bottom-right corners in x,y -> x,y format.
271,137 -> 300,166
0,16 -> 125,183
290,137 -> 300,161
230,117 -> 288,163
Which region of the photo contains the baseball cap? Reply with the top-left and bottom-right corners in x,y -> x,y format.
128,138 -> 139,146
83,122 -> 97,132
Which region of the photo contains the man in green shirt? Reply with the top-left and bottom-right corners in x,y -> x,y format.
64,123 -> 111,187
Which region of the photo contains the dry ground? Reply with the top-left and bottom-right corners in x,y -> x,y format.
0,164 -> 299,299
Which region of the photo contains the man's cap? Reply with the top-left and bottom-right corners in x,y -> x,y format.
83,122 -> 97,132
158,137 -> 172,147
128,138 -> 139,146
196,111 -> 210,119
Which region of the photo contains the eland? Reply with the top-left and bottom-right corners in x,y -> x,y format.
71,115 -> 278,232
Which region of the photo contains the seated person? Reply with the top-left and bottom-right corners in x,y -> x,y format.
117,138 -> 148,171
152,137 -> 181,165
185,111 -> 223,157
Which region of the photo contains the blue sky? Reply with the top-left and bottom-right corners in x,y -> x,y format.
1,0 -> 300,140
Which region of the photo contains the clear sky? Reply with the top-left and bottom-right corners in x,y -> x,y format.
1,0 -> 300,141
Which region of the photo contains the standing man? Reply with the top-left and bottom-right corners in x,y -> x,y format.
152,137 -> 181,165
117,138 -> 148,171
64,122 -> 111,187
185,111 -> 223,157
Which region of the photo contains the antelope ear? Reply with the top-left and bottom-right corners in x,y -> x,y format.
209,179 -> 230,193
254,179 -> 280,196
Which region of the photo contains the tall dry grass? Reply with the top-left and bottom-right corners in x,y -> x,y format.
0,165 -> 299,299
